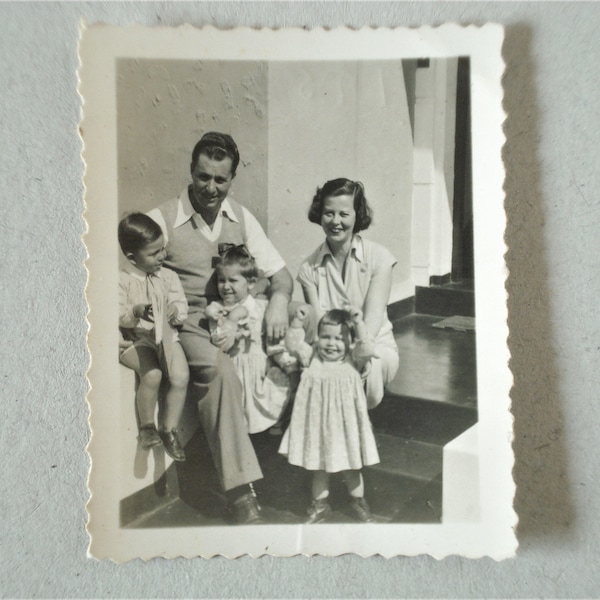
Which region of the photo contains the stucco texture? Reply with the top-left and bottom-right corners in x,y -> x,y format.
1,1 -> 600,597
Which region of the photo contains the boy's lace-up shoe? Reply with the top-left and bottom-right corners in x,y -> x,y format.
158,428 -> 186,462
349,497 -> 375,523
138,424 -> 162,449
231,492 -> 264,525
305,499 -> 332,524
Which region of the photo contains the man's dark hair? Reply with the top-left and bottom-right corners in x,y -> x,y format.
308,178 -> 372,233
118,212 -> 163,255
191,132 -> 240,176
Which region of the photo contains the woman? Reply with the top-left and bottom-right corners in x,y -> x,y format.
297,178 -> 399,408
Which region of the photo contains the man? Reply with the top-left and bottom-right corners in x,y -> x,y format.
148,132 -> 303,524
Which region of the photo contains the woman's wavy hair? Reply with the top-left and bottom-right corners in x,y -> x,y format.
308,178 -> 372,233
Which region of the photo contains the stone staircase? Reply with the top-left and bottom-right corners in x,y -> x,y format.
122,289 -> 478,527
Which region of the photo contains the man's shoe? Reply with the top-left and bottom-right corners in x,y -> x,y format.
349,497 -> 375,523
231,492 -> 264,525
138,424 -> 162,449
158,428 -> 186,462
305,499 -> 332,524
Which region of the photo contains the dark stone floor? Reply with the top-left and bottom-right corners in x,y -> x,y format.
123,313 -> 477,528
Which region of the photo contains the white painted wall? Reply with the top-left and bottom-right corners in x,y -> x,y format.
117,59 -> 269,228
411,58 -> 458,286
118,59 -> 417,302
268,61 -> 414,302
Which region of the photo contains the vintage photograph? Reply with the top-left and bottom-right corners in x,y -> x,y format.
82,25 -> 515,559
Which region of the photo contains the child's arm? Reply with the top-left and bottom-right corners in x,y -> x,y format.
226,305 -> 249,326
206,304 -> 249,352
282,304 -> 313,367
346,305 -> 378,368
119,273 -> 153,327
205,302 -> 226,347
166,270 -> 189,327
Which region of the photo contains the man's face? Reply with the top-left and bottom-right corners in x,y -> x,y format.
190,153 -> 234,215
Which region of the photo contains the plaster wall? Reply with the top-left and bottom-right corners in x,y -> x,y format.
268,61 -> 413,301
116,59 -> 269,228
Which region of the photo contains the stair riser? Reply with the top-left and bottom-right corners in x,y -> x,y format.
415,286 -> 475,317
370,395 -> 477,446
364,468 -> 442,522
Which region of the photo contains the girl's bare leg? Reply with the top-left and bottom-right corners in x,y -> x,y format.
343,470 -> 364,498
120,346 -> 162,426
163,342 -> 189,431
311,470 -> 330,500
343,470 -> 374,522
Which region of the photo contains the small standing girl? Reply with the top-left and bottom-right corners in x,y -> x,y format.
279,308 -> 379,523
119,212 -> 189,461
206,246 -> 312,434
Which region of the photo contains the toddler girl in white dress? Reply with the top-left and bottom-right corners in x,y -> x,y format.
206,246 -> 311,434
279,307 -> 379,523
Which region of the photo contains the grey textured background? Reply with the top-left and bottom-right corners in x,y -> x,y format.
1,1 -> 599,597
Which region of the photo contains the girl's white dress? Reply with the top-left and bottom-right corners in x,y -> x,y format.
207,295 -> 291,434
279,355 -> 380,472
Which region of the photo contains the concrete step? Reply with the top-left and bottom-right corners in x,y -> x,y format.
370,393 -> 477,446
121,311 -> 477,527
364,433 -> 443,521
391,314 -> 477,409
415,284 -> 475,317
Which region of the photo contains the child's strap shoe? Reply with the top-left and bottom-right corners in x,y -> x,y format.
138,424 -> 162,449
305,499 -> 332,524
159,428 -> 186,462
349,497 -> 375,523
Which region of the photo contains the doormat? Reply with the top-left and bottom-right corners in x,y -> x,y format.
432,315 -> 476,332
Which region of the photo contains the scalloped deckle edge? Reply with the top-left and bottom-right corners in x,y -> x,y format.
80,22 -> 515,561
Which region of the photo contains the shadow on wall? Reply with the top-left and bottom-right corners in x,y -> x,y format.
503,24 -> 574,541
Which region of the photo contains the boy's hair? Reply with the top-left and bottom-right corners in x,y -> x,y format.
318,309 -> 354,348
217,245 -> 258,281
118,212 -> 163,255
308,178 -> 372,233
191,132 -> 240,176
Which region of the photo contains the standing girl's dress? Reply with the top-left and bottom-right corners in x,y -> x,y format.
207,294 -> 291,434
297,234 -> 399,408
279,354 -> 379,472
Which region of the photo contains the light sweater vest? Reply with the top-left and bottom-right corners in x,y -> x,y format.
159,193 -> 247,313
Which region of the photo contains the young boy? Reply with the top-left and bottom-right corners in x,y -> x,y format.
118,212 -> 189,461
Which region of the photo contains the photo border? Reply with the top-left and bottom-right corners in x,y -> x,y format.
80,23 -> 515,560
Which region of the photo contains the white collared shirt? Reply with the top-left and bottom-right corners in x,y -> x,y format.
297,235 -> 397,341
148,189 -> 286,278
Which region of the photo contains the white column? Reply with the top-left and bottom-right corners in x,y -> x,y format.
410,58 -> 458,287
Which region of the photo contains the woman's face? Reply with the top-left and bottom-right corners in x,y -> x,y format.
320,194 -> 356,245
